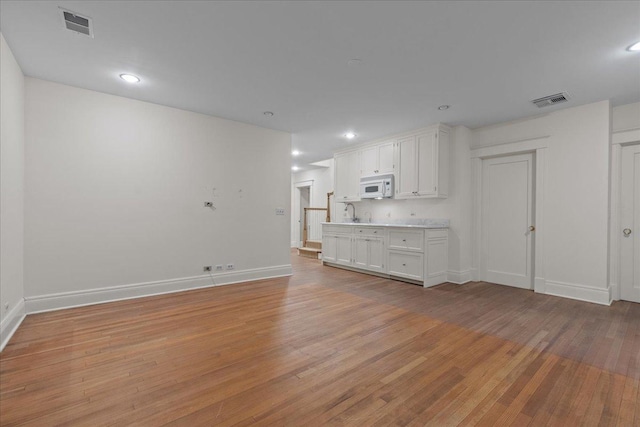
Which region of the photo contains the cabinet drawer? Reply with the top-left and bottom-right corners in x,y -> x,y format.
427,229 -> 448,240
388,251 -> 424,281
323,225 -> 353,234
388,230 -> 424,251
353,227 -> 385,237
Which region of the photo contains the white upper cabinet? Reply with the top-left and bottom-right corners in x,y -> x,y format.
395,126 -> 449,199
334,123 -> 449,201
360,140 -> 395,177
334,150 -> 360,202
396,135 -> 418,198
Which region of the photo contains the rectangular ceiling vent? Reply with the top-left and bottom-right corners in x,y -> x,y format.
60,8 -> 93,38
531,92 -> 569,108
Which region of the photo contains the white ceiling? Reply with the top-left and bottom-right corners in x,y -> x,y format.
1,1 -> 639,169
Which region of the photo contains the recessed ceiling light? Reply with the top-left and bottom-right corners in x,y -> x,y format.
438,105 -> 450,110
345,132 -> 357,139
263,111 -> 274,117
292,166 -> 300,171
292,150 -> 300,156
627,41 -> 640,51
119,74 -> 140,83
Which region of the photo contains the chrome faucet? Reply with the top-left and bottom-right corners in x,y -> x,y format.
344,203 -> 357,222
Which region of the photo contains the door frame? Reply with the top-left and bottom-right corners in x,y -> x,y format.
471,136 -> 548,294
610,126 -> 640,301
293,180 -> 314,248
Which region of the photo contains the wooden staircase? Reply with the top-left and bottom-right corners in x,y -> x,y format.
298,239 -> 322,259
298,194 -> 333,260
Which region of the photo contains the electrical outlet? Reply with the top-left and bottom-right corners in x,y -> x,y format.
215,265 -> 223,271
203,266 -> 212,272
226,263 -> 234,270
275,208 -> 285,215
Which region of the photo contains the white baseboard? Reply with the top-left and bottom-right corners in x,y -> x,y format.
1,298 -> 26,352
544,280 -> 611,306
447,269 -> 472,284
470,267 -> 479,282
534,277 -> 546,294
25,265 -> 292,314
609,282 -> 619,303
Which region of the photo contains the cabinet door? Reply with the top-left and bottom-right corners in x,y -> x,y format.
353,236 -> 369,268
347,151 -> 361,199
378,141 -> 395,174
388,251 -> 424,281
396,136 -> 417,198
416,131 -> 438,196
336,235 -> 352,265
335,151 -> 360,201
335,153 -> 351,201
360,146 -> 378,177
368,237 -> 386,272
322,235 -> 337,262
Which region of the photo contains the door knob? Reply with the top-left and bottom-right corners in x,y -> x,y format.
529,226 -> 536,232
623,228 -> 632,236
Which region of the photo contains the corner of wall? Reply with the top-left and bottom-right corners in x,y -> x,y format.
0,299 -> 25,352
0,32 -> 26,351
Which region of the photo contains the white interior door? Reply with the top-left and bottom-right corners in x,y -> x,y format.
621,144 -> 640,303
481,153 -> 534,289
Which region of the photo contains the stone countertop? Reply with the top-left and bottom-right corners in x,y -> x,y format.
321,219 -> 449,229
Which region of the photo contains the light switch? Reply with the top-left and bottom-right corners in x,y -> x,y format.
275,208 -> 285,215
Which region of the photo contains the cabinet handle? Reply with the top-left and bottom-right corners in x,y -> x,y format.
374,231 -> 377,234
402,263 -> 406,266
402,239 -> 406,242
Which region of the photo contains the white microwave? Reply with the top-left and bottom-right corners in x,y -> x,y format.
360,175 -> 394,199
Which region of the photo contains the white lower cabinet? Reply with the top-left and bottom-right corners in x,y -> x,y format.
354,236 -> 385,273
322,225 -> 354,264
322,234 -> 337,262
388,250 -> 423,281
322,224 -> 448,287
336,235 -> 353,265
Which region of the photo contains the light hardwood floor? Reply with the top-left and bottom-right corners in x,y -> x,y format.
1,253 -> 639,426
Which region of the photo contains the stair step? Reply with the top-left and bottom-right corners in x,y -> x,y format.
298,247 -> 321,259
305,240 -> 322,250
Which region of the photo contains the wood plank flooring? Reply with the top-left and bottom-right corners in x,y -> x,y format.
1,253 -> 639,426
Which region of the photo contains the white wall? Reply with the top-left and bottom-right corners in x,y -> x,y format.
354,126 -> 472,282
24,78 -> 292,312
472,100 -> 611,304
291,160 -> 335,246
612,102 -> 640,145
612,102 -> 640,132
0,33 -> 26,350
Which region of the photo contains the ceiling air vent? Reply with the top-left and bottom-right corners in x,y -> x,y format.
60,8 -> 93,37
531,92 -> 569,108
